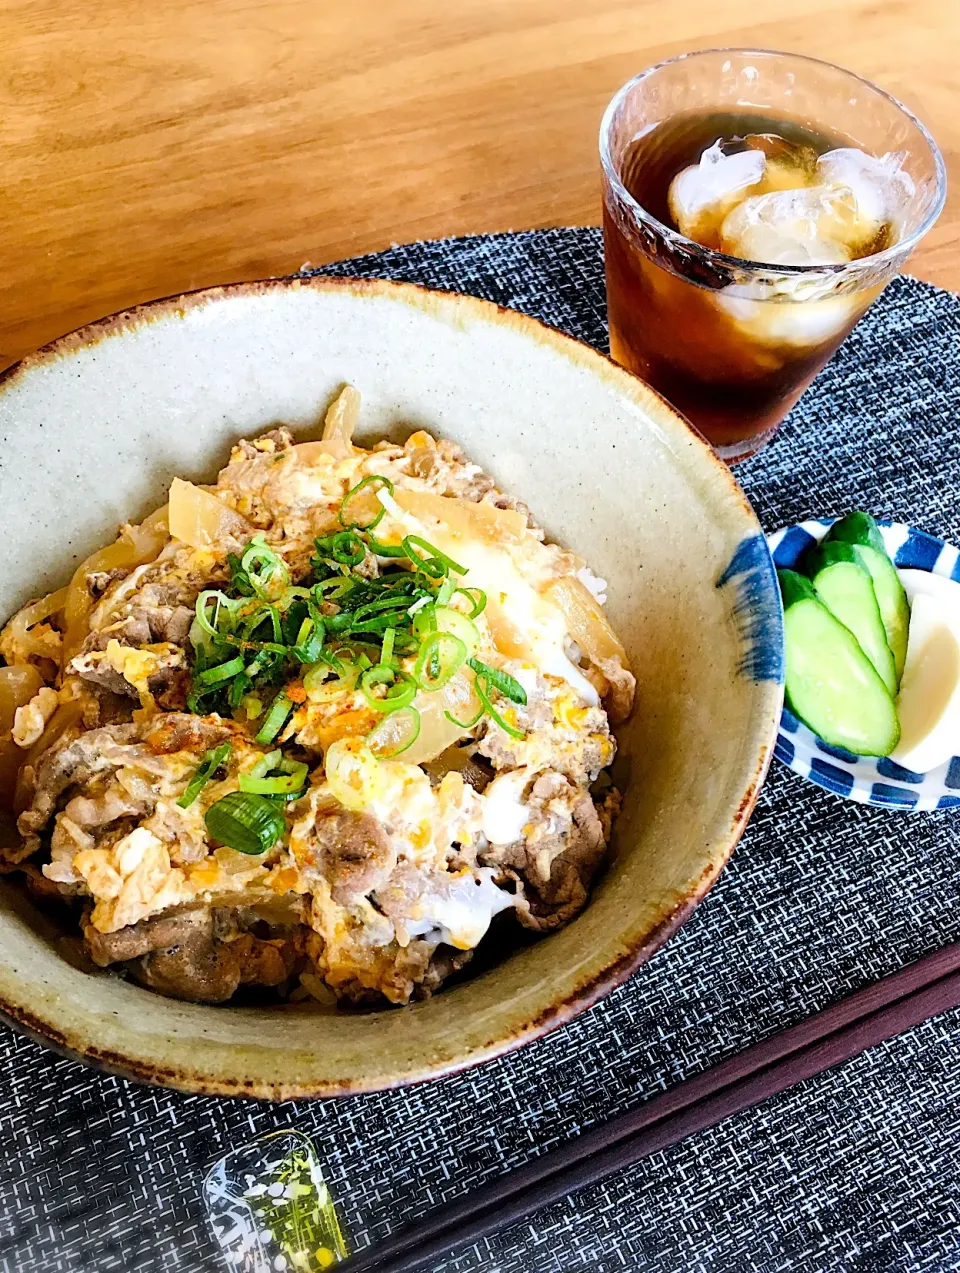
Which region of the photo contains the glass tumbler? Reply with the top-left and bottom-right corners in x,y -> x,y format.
600,49 -> 947,460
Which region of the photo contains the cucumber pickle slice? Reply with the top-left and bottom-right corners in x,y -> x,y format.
822,513 -> 909,682
802,543 -> 898,694
778,569 -> 900,756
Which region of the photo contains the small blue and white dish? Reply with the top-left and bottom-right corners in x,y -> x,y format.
768,518 -> 960,812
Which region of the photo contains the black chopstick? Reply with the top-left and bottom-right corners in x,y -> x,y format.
338,941 -> 960,1273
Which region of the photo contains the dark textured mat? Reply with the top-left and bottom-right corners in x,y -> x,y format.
2,229 -> 959,1273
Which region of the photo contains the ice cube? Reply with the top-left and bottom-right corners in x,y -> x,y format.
668,141 -> 766,242
720,186 -> 859,266
816,148 -> 914,230
716,287 -> 856,352
743,133 -> 820,190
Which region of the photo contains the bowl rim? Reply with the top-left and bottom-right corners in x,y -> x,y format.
0,273 -> 781,1098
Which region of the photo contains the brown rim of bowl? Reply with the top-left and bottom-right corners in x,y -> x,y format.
0,274 -> 780,1099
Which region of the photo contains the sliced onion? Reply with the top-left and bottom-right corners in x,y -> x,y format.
543,575 -> 629,668
0,666 -> 45,732
62,507 -> 171,665
168,478 -> 252,549
400,667 -> 483,766
367,707 -> 421,758
2,588 -> 68,664
122,502 -> 170,555
0,666 -> 46,810
394,489 -> 526,543
320,385 -> 361,458
13,700 -> 85,812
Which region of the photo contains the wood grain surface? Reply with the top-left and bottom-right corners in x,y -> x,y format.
2,0 -> 956,370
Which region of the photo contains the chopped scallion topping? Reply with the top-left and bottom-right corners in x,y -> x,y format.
468,658 -> 527,704
359,664 -> 417,712
177,743 -> 233,809
204,791 -> 286,855
256,692 -> 293,744
413,631 -> 467,691
339,475 -> 393,531
474,674 -> 526,739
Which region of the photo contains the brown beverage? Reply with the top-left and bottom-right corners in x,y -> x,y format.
603,110 -> 897,456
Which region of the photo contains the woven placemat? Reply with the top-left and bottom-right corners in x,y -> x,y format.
3,228 -> 960,1273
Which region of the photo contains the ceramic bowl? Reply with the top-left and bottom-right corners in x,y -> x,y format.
0,277 -> 783,1098
770,517 -> 960,811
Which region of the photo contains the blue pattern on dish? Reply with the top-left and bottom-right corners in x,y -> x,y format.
809,758 -> 855,796
767,518 -> 960,812
816,738 -> 860,764
774,737 -> 796,766
875,756 -> 924,784
870,782 -> 919,809
893,528 -> 942,572
716,533 -> 785,685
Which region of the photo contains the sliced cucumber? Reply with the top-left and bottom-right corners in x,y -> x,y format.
778,569 -> 900,756
822,512 -> 909,681
802,543 -> 897,694
823,511 -> 886,555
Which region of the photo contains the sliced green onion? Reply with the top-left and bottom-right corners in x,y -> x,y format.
412,603 -> 438,641
314,531 -> 366,567
434,606 -> 480,656
454,587 -> 487,618
194,590 -> 237,641
281,586 -> 312,607
204,791 -> 285,855
239,759 -> 308,796
402,535 -> 466,578
227,673 -> 251,709
367,535 -> 408,558
444,702 -> 486,730
314,577 -> 353,598
226,552 -> 255,597
240,694 -> 264,720
292,616 -> 326,664
177,743 -> 233,809
380,627 -> 396,665
367,706 -> 421,758
339,475 -> 393,530
468,658 -> 527,704
241,603 -> 283,645
248,749 -> 283,780
196,655 -> 245,686
359,665 -> 417,712
241,536 -> 290,601
256,692 -> 293,744
333,530 -> 366,565
475,675 -> 526,739
350,596 -> 416,627
413,631 -> 467,692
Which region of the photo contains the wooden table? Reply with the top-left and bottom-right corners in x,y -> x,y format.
3,0 -> 956,371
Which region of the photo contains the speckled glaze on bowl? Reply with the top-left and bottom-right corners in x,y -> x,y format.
0,277 -> 783,1099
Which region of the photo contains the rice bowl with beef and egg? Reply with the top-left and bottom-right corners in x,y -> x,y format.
0,386 -> 633,1007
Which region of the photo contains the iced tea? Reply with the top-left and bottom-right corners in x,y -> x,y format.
600,53 -> 946,460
